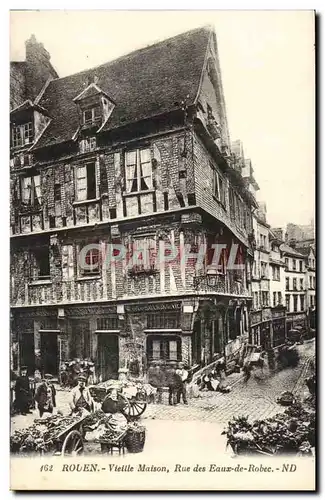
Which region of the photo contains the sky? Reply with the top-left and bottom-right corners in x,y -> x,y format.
10,10 -> 315,228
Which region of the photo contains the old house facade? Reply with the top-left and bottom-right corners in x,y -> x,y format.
10,27 -> 256,379
282,243 -> 307,331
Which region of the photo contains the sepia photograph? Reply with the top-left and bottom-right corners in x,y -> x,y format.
9,10 -> 316,491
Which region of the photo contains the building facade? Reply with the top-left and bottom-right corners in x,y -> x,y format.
296,244 -> 316,329
282,243 -> 307,331
10,28 -> 257,379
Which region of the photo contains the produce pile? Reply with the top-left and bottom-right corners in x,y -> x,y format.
222,402 -> 315,456
10,414 -> 82,454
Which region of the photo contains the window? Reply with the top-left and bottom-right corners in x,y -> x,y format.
211,165 -> 226,206
62,245 -> 74,281
54,183 -> 61,202
300,278 -> 304,290
12,122 -> 33,147
33,246 -> 50,280
79,137 -> 96,153
125,149 -> 152,193
273,292 -> 276,307
286,277 -> 290,290
293,278 -> 297,291
128,237 -> 157,273
78,242 -> 100,276
272,265 -> 280,281
147,312 -> 180,329
292,259 -> 296,270
293,296 -> 298,312
285,257 -> 289,269
21,175 -> 41,205
261,262 -> 268,278
299,260 -> 303,272
262,291 -> 269,307
82,106 -> 101,125
300,295 -> 305,311
278,292 -> 282,305
285,294 -> 290,311
147,336 -> 181,362
97,317 -> 119,330
75,162 -> 96,201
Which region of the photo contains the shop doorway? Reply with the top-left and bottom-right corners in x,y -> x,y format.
97,334 -> 119,381
20,331 -> 35,375
40,332 -> 59,375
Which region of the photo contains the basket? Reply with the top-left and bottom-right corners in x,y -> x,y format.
125,426 -> 146,453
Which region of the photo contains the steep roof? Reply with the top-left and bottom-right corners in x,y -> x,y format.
35,26 -> 212,149
280,243 -> 304,258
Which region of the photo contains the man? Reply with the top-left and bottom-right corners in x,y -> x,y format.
69,374 -> 94,414
35,375 -> 56,418
176,362 -> 188,405
14,366 -> 32,415
165,362 -> 178,405
147,362 -> 158,403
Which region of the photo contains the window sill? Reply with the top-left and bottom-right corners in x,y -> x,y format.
73,198 -> 100,206
76,275 -> 101,282
123,189 -> 155,198
29,279 -> 52,286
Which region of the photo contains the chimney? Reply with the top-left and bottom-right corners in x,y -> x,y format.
24,34 -> 58,101
289,238 -> 297,249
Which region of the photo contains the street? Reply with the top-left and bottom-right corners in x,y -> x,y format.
11,339 -> 315,457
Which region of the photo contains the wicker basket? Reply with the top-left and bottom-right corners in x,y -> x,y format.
125,426 -> 146,453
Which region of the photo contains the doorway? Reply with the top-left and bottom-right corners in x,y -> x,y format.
20,331 -> 35,375
40,332 -> 59,375
97,334 -> 119,381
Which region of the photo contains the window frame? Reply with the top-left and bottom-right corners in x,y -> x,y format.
12,122 -> 33,148
75,161 -> 97,202
124,148 -> 153,194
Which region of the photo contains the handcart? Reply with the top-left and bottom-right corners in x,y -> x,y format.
89,383 -> 148,420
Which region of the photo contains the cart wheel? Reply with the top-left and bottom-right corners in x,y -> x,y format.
123,399 -> 147,419
61,430 -> 84,456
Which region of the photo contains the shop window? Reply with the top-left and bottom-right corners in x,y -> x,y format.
147,335 -> 181,362
147,312 -> 180,329
125,148 -> 152,193
97,317 -> 119,330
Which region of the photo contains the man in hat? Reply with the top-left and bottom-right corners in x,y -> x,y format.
165,362 -> 179,405
176,362 -> 189,405
69,374 -> 93,414
14,366 -> 32,415
35,375 -> 56,418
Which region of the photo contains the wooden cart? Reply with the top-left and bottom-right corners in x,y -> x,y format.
89,386 -> 147,420
35,415 -> 87,456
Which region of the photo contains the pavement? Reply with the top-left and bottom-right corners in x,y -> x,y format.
11,339 -> 315,456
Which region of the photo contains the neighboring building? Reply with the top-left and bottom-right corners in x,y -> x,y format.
296,244 -> 316,329
10,27 -> 257,379
10,34 -> 58,110
282,242 -> 307,331
250,203 -> 272,349
286,221 -> 315,243
269,231 -> 286,346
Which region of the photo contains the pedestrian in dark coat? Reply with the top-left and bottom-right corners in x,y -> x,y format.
35,377 -> 56,418
14,367 -> 32,415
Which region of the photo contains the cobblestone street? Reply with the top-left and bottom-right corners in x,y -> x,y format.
11,340 -> 315,457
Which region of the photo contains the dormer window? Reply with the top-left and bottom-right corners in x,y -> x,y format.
12,122 -> 33,148
83,106 -> 101,126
